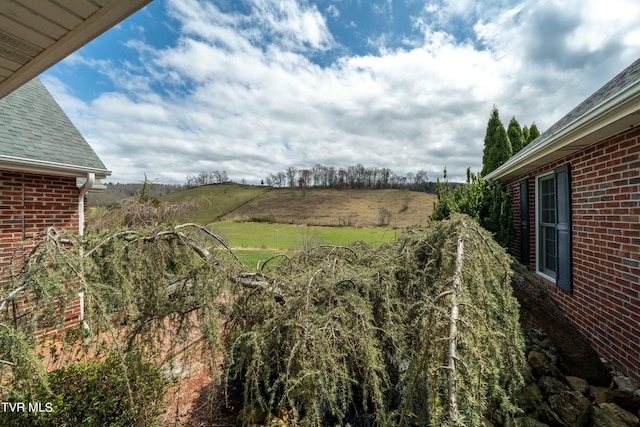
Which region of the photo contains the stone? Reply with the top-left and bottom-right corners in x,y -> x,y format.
548,391 -> 592,427
566,376 -> 590,395
607,389 -> 640,413
591,385 -> 612,404
160,360 -> 192,382
598,402 -> 640,427
615,376 -> 640,393
539,376 -> 570,395
592,406 -> 630,427
504,417 -> 550,427
528,351 -> 564,380
518,383 -> 544,412
537,402 -> 568,426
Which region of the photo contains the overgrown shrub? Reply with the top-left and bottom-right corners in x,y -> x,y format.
2,351 -> 168,427
222,214 -> 527,426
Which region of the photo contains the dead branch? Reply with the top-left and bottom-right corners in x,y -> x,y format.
447,231 -> 464,420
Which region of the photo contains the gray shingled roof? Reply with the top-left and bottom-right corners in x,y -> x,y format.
0,78 -> 109,175
527,57 -> 640,150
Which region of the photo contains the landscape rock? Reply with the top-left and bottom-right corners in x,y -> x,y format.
538,376 -> 570,395
547,391 -> 592,427
528,351 -> 565,380
598,402 -> 640,427
160,360 -> 192,382
566,376 -> 590,395
592,406 -> 631,427
504,417 -> 550,427
591,385 -> 612,404
607,389 -> 640,413
518,382 -> 544,412
537,402 -> 568,426
614,376 -> 640,393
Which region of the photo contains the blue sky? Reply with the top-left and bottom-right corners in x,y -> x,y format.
42,0 -> 640,184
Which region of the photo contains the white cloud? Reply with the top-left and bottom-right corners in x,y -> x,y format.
45,0 -> 640,184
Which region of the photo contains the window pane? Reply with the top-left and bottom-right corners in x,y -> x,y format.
541,177 -> 556,223
543,226 -> 556,273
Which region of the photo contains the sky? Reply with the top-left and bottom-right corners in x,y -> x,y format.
41,0 -> 640,184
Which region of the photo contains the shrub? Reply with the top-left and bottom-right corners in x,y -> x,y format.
248,214 -> 276,223
3,351 -> 168,427
222,215 -> 526,426
432,168 -> 513,248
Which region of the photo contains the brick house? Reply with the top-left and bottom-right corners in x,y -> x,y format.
0,78 -> 111,332
485,58 -> 640,377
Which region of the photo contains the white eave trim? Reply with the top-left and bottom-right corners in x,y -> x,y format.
0,0 -> 152,99
486,79 -> 640,181
0,155 -> 111,179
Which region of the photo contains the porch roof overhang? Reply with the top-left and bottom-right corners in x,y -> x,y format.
485,77 -> 640,183
0,0 -> 152,100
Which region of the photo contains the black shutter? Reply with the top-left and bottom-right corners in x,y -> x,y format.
555,164 -> 572,293
519,179 -> 530,265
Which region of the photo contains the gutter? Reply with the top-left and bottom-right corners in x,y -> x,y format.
0,155 -> 111,178
77,173 -> 94,335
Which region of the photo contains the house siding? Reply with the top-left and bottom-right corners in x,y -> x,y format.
506,126 -> 640,377
0,170 -> 82,333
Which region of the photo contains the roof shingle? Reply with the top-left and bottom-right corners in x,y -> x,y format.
0,78 -> 109,175
528,57 -> 640,149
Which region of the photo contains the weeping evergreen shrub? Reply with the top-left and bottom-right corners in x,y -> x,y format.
2,213 -> 525,426
223,214 -> 527,426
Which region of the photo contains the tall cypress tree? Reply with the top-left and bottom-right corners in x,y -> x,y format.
522,125 -> 530,143
527,122 -> 540,144
481,106 -> 512,176
507,117 -> 525,154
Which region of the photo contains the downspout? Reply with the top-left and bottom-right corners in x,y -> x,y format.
78,173 -> 94,335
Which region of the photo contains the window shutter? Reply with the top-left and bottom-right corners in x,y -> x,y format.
555,164 -> 572,292
519,178 -> 530,265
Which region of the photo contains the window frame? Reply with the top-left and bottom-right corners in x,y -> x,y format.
535,164 -> 573,293
535,171 -> 557,283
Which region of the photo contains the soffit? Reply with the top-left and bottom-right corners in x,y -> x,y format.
0,0 -> 152,99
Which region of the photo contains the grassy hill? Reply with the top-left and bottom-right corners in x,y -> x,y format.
161,184 -> 436,228
159,183 -> 272,224
219,187 -> 435,228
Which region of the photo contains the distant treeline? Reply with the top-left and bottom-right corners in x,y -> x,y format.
264,164 -> 436,192
88,182 -> 184,207
185,170 -> 230,187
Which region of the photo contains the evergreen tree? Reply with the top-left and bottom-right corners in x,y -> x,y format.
432,168 -> 514,248
507,116 -> 525,155
527,122 -> 540,144
522,125 -> 530,143
481,106 -> 512,176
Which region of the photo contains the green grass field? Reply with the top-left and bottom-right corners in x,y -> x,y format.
211,222 -> 397,250
155,183 -> 433,267
211,222 -> 399,268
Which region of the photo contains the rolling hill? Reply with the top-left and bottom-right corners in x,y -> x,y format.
160,184 -> 436,228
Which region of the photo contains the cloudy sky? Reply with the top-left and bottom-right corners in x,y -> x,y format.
42,0 -> 640,184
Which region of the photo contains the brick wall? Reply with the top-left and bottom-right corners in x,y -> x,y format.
0,170 -> 82,333
506,127 -> 640,377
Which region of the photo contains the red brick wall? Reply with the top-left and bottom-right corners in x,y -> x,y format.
506,127 -> 640,377
0,170 -> 82,333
